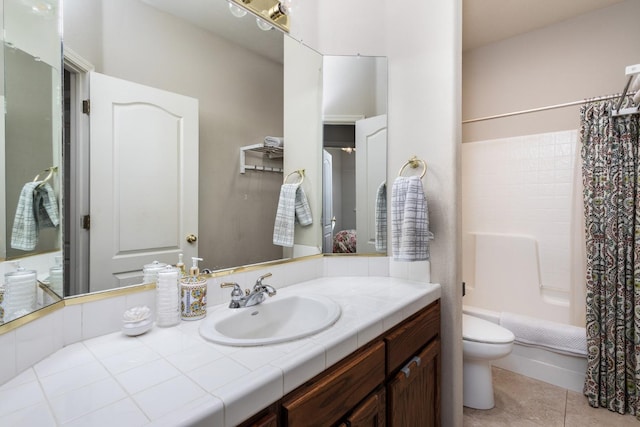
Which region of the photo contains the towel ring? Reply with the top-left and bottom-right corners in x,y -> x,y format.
33,166 -> 58,188
284,169 -> 305,185
398,156 -> 427,179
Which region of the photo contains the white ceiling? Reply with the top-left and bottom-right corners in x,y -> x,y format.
463,0 -> 626,51
143,0 -> 627,59
141,0 -> 284,63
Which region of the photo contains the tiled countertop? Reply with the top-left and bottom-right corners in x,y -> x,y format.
0,277 -> 440,427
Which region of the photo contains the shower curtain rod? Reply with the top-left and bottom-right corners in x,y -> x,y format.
462,91 -> 638,124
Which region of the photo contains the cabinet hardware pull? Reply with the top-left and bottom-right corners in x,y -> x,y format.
400,356 -> 422,378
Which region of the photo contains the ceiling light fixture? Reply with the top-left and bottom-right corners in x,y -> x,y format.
256,17 -> 273,31
226,0 -> 290,33
228,2 -> 247,18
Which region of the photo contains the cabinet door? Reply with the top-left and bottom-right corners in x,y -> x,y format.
282,341 -> 385,427
341,388 -> 386,427
249,412 -> 277,427
387,338 -> 440,427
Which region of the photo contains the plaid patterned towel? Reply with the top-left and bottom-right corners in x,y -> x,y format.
11,181 -> 59,251
273,184 -> 313,247
375,182 -> 387,252
391,176 -> 433,261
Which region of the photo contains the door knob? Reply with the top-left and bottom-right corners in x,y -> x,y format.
186,234 -> 197,243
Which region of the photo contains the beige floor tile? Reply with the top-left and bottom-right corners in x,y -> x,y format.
564,390 -> 639,427
464,367 -> 566,426
464,367 -> 640,427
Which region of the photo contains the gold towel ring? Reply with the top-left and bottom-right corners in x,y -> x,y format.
33,166 -> 58,187
398,156 -> 427,179
284,169 -> 305,185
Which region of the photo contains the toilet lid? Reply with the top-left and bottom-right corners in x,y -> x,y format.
463,314 -> 515,344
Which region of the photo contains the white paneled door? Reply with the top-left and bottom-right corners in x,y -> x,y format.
355,114 -> 387,254
89,72 -> 198,291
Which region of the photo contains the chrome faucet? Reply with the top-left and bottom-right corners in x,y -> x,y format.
220,273 -> 276,308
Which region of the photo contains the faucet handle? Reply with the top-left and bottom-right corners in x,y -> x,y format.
256,272 -> 272,287
220,282 -> 243,297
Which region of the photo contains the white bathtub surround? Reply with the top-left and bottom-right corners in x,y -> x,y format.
466,233 -> 570,324
463,306 -> 587,392
0,277 -> 440,426
462,130 -> 581,325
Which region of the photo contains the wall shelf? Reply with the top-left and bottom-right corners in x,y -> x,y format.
240,143 -> 283,174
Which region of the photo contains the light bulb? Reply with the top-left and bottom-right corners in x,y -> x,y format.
256,17 -> 273,31
228,1 -> 247,18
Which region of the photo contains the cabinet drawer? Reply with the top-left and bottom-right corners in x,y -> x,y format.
385,300 -> 440,375
282,341 -> 386,427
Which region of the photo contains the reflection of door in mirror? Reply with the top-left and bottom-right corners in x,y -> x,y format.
88,72 -> 199,292
321,149 -> 333,253
356,115 -> 387,253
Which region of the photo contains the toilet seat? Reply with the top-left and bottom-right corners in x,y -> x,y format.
463,314 -> 514,344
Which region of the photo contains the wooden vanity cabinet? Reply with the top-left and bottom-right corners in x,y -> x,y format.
240,300 -> 440,427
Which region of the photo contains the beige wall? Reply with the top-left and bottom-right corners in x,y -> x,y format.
64,0 -> 284,270
463,0 -> 640,143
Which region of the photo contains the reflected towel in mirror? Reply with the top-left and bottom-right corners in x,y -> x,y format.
264,136 -> 284,148
10,181 -> 59,251
375,182 -> 387,251
273,183 -> 312,247
391,176 -> 433,261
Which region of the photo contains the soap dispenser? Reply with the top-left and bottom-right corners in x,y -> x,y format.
176,253 -> 186,277
180,257 -> 207,320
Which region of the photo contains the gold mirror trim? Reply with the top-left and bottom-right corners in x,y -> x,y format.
64,283 -> 157,306
0,301 -> 65,334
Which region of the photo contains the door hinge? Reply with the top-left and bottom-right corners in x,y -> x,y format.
81,215 -> 91,230
82,99 -> 90,115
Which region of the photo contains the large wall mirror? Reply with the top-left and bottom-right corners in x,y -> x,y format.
0,0 -> 388,327
0,0 -> 63,325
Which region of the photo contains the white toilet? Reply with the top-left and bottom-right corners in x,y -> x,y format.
462,314 -> 515,410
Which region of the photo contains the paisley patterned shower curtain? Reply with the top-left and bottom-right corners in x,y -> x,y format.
581,97 -> 640,417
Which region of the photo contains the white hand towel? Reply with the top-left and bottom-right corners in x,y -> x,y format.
375,182 -> 387,252
273,183 -> 313,247
391,176 -> 433,261
264,136 -> 284,148
294,185 -> 313,226
11,181 -> 59,251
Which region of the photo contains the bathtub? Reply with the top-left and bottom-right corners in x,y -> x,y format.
463,305 -> 587,393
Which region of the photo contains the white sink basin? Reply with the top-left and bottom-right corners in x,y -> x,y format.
199,294 -> 341,346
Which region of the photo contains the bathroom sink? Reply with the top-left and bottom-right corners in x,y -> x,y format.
199,294 -> 341,346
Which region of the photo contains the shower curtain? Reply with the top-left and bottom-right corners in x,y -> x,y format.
581,97 -> 640,417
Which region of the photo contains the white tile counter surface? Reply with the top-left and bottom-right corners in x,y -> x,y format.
0,277 -> 440,427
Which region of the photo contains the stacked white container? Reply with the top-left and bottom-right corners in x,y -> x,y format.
142,260 -> 168,284
49,255 -> 63,296
4,265 -> 37,322
156,266 -> 181,327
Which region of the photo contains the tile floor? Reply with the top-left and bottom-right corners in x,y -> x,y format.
464,367 -> 640,426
